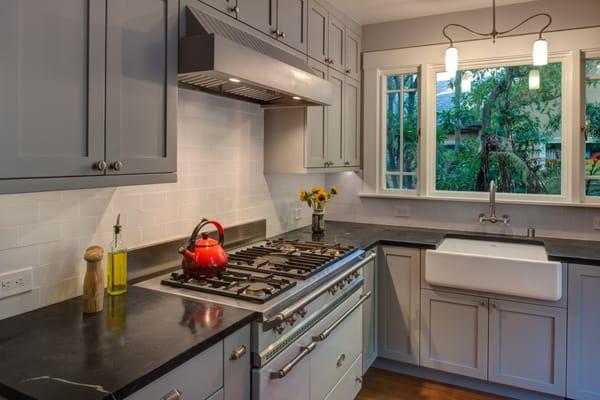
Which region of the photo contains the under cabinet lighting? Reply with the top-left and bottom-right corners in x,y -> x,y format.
228,77 -> 241,83
292,96 -> 302,100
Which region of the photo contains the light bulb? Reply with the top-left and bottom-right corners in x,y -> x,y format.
461,72 -> 473,93
445,46 -> 458,76
529,69 -> 540,90
533,39 -> 548,66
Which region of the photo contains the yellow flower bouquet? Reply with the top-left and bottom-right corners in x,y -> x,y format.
299,186 -> 339,233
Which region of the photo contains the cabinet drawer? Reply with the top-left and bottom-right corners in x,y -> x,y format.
126,341 -> 223,400
310,290 -> 363,400
224,325 -> 251,400
324,354 -> 362,400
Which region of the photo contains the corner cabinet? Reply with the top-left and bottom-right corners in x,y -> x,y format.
378,247 -> 421,366
0,0 -> 177,194
567,264 -> 600,400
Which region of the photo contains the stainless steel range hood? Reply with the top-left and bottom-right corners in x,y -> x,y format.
179,5 -> 333,107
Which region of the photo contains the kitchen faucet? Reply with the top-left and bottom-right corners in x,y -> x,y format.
478,181 -> 510,225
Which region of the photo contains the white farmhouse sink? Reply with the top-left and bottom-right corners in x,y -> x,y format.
425,238 -> 562,301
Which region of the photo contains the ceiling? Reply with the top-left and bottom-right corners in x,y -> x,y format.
328,0 -> 540,25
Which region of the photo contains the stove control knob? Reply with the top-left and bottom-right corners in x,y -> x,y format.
297,307 -> 308,318
337,282 -> 345,290
274,324 -> 285,334
329,286 -> 338,295
286,315 -> 298,325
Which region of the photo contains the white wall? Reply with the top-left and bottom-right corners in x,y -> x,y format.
0,89 -> 324,320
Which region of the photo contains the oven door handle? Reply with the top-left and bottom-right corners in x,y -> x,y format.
312,291 -> 372,342
270,342 -> 317,380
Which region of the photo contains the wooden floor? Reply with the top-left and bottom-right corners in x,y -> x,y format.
356,368 -> 511,400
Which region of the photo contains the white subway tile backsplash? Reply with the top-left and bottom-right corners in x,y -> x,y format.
0,89 -> 324,319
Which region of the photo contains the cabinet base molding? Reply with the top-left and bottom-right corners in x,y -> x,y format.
0,173 -> 177,195
372,358 -> 564,400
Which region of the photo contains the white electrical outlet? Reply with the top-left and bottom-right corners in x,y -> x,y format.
594,216 -> 600,230
294,207 -> 303,220
0,268 -> 33,299
394,206 -> 410,217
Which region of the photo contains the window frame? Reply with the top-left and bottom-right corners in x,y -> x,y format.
379,67 -> 421,195
583,50 -> 600,203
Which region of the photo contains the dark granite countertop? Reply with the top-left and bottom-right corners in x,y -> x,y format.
0,286 -> 256,400
274,221 -> 600,266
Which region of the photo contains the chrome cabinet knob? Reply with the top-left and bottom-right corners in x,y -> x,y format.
230,345 -> 247,360
356,376 -> 363,384
162,389 -> 182,400
479,300 -> 486,307
111,161 -> 124,171
230,5 -> 240,14
491,302 -> 497,309
278,31 -> 286,38
346,69 -> 351,73
95,160 -> 107,171
344,161 -> 350,166
336,353 -> 346,368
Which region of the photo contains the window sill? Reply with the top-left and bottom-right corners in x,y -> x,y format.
358,192 -> 600,208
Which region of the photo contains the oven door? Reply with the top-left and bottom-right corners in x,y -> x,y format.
252,329 -> 313,400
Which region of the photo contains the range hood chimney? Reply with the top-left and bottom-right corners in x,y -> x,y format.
179,5 -> 333,107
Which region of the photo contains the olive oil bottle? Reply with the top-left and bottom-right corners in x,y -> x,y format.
107,214 -> 127,296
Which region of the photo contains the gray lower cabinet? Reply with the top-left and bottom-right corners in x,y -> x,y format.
488,299 -> 566,396
105,0 -> 178,175
224,324 -> 251,400
362,250 -> 377,373
567,264 -> 600,400
0,0 -> 106,179
420,289 -> 488,380
378,247 -> 421,365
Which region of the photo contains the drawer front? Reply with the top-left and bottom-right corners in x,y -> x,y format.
207,388 -> 224,400
310,290 -> 363,400
224,325 -> 251,400
126,340 -> 223,400
252,330 -> 312,400
325,354 -> 363,400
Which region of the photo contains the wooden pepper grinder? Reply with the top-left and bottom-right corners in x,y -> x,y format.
83,246 -> 105,314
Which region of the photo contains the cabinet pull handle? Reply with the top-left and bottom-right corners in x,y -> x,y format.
162,389 -> 182,400
270,342 -> 316,379
344,161 -> 350,166
313,291 -> 372,342
230,5 -> 240,14
111,161 -> 124,171
95,160 -> 107,171
355,376 -> 363,384
230,345 -> 247,360
336,353 -> 346,368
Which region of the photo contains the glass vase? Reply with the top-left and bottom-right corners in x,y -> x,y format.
312,209 -> 325,234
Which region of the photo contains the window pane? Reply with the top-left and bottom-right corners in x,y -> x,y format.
386,93 -> 400,172
386,174 -> 402,189
403,92 -> 419,172
586,58 -> 600,197
403,175 -> 417,190
387,76 -> 401,91
435,63 -> 562,195
404,74 -> 419,89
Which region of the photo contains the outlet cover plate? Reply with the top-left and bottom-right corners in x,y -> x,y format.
594,216 -> 600,230
394,206 -> 410,218
294,207 -> 303,220
0,268 -> 33,299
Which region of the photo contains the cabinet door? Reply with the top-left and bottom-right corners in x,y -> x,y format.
327,15 -> 345,73
362,251 -> 377,373
0,1 -> 105,179
326,69 -> 345,167
345,29 -> 361,81
489,300 -> 566,396
237,0 -> 275,35
378,247 -> 420,365
224,325 -> 251,400
344,78 -> 360,167
307,0 -> 328,65
420,290 -> 488,380
105,0 -> 177,175
567,264 -> 600,400
305,60 -> 328,168
202,0 -> 238,16
276,0 -> 307,53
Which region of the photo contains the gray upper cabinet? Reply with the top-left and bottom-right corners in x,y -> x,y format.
420,289 -> 489,380
237,0 -> 275,35
105,0 -> 178,175
202,0 -> 238,16
326,68 -> 345,167
327,15 -> 345,73
275,0 -> 307,53
307,0 -> 328,64
344,78 -> 360,167
0,1 -> 106,179
567,264 -> 600,400
345,29 -> 360,81
378,247 -> 421,365
306,60 -> 328,168
489,300 -> 566,396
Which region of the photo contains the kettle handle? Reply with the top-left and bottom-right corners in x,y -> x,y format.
187,219 -> 225,250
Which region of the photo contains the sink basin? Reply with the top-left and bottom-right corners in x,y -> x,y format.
425,238 -> 562,301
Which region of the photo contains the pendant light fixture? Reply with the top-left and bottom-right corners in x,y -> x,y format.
443,0 -> 552,75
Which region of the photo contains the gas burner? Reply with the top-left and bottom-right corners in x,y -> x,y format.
161,270 -> 296,303
226,239 -> 354,280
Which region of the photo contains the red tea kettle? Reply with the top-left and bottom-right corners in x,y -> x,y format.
179,219 -> 228,279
